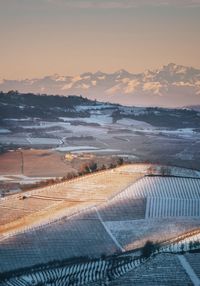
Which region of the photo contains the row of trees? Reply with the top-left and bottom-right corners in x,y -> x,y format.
78,158 -> 124,176
21,158 -> 124,191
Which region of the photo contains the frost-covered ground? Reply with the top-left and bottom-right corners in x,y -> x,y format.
105,218 -> 200,250
0,174 -> 56,184
54,146 -> 98,152
1,103 -> 200,170
1,166 -> 200,279
116,118 -> 153,128
0,128 -> 11,134
59,113 -> 113,125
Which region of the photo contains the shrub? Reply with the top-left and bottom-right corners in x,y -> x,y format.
142,241 -> 155,258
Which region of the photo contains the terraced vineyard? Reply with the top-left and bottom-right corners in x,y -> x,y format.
98,198 -> 146,221
1,164 -> 200,285
185,253 -> 200,278
0,166 -> 143,238
116,176 -> 200,218
108,254 -> 195,286
0,209 -> 120,273
1,241 -> 200,286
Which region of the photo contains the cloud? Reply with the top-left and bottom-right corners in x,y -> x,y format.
46,0 -> 200,9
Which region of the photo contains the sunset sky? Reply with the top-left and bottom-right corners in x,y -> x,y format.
1,0 -> 200,79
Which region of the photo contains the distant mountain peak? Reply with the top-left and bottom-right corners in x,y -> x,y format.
94,71 -> 106,76
162,63 -> 186,73
114,69 -> 130,74
1,64 -> 200,107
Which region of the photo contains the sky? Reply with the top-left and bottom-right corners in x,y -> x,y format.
0,0 -> 200,79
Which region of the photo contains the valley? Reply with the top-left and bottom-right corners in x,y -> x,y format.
0,92 -> 200,285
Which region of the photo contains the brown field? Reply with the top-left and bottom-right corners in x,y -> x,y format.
0,149 -> 123,178
0,151 -> 22,174
0,165 -> 144,238
0,149 -> 75,177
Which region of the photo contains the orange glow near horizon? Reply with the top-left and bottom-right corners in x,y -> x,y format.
0,1 -> 200,79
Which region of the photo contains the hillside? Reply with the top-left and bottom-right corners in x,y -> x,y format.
0,164 -> 200,285
0,92 -> 200,171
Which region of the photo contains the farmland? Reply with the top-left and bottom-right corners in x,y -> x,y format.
0,94 -> 200,285
1,234 -> 200,285
0,165 -> 143,238
1,93 -> 200,171
0,164 -> 200,286
0,148 -> 123,197
116,176 -> 200,218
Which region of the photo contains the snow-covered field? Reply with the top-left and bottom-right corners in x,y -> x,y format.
114,176 -> 200,218
72,148 -> 120,154
0,166 -> 200,281
0,106 -> 200,172
117,176 -> 200,199
0,136 -> 30,145
27,137 -> 61,145
0,174 -> 56,184
22,121 -> 70,129
117,118 -> 153,128
0,128 -> 11,134
105,218 -> 200,250
60,114 -> 113,125
54,146 -> 98,152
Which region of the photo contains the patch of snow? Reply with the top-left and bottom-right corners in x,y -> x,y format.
77,83 -> 90,89
143,81 -> 163,94
116,154 -> 138,159
124,79 -> 140,94
73,148 -> 120,154
104,218 -> 200,250
54,146 -> 98,152
119,106 -> 148,116
27,137 -> 61,145
173,82 -> 194,87
117,118 -> 152,128
61,82 -> 73,90
106,84 -> 121,95
22,121 -> 71,129
4,118 -> 31,121
98,75 -> 105,80
176,152 -> 194,161
168,166 -> 200,177
60,114 -> 112,125
0,128 -> 11,134
75,104 -> 113,111
72,75 -> 82,82
160,128 -> 195,138
54,75 -> 67,82
0,175 -> 57,185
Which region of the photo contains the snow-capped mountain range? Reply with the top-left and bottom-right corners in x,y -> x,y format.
1,63 -> 200,107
